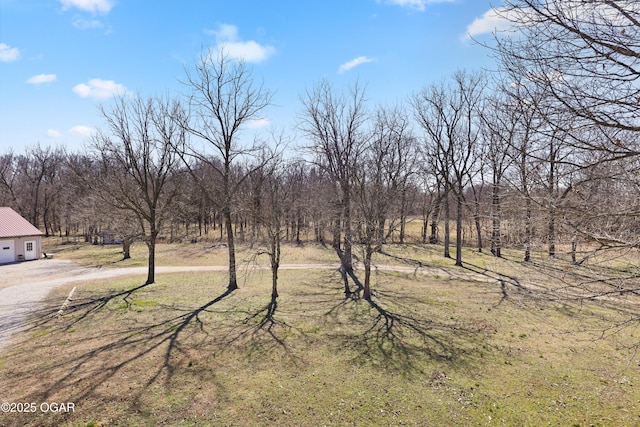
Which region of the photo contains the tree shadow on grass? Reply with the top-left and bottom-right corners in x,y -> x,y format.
61,282 -> 153,327
0,280 -> 154,348
378,248 -> 430,268
459,262 -> 530,307
218,295 -> 304,367
324,289 -> 485,375
462,254 -> 640,309
0,283 -> 240,426
461,257 -> 640,346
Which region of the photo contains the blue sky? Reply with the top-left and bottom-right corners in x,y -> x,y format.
0,0 -> 506,151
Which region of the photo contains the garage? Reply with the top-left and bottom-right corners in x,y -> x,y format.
0,207 -> 43,264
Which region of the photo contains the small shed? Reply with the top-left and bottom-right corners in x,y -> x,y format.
102,229 -> 122,245
0,207 -> 44,264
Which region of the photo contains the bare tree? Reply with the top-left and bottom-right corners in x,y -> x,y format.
558,126 -> 640,253
1,145 -> 59,230
256,156 -> 290,302
0,151 -> 20,210
500,81 -> 542,262
413,83 -> 452,258
89,94 -> 184,285
177,48 -> 273,292
299,79 -> 369,296
481,89 -> 519,258
413,70 -> 486,266
306,165 -> 333,245
492,2 -> 640,247
354,105 -> 415,300
494,1 -> 640,137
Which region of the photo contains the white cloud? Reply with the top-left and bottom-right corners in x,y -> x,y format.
338,56 -> 374,74
378,0 -> 455,12
223,40 -> 276,63
60,0 -> 113,14
69,125 -> 96,136
208,23 -> 239,41
72,17 -> 104,30
27,74 -> 57,85
73,78 -> 126,99
47,129 -> 62,138
465,3 -> 640,41
464,7 -> 514,39
0,43 -> 20,62
205,24 -> 276,63
247,117 -> 270,129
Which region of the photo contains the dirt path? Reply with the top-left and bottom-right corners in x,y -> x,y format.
0,259 -> 507,352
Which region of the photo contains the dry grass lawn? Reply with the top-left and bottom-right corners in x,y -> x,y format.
0,239 -> 639,426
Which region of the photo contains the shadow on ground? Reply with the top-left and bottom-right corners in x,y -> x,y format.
0,276 -> 313,426
3,255 -> 638,426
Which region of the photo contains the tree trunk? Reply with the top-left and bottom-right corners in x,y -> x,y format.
219,211 -> 224,240
270,233 -> 280,300
422,217 -> 428,244
548,206 -> 556,257
399,187 -> 407,244
491,180 -> 502,258
444,186 -> 451,258
331,210 -> 350,296
342,189 -> 353,273
474,195 -> 482,253
295,208 -> 302,245
224,207 -> 238,291
455,185 -> 463,267
122,238 -> 131,260
429,192 -> 442,244
146,235 -> 156,285
43,208 -> 50,237
332,215 -> 341,251
524,194 -> 532,263
363,247 -> 372,301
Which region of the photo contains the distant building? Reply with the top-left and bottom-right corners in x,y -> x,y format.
102,229 -> 122,245
0,207 -> 44,264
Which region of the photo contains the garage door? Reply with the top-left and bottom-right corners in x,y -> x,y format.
0,240 -> 15,264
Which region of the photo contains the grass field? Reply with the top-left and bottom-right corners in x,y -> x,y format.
1,239 -> 639,426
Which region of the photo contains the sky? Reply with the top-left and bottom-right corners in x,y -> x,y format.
0,0 -> 508,152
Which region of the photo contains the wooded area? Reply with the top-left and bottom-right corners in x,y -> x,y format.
1,0 -> 638,299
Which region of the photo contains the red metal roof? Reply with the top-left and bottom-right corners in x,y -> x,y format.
0,207 -> 44,238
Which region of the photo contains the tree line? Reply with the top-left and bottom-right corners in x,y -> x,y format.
1,0 -> 638,301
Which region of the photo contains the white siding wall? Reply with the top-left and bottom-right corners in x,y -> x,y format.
13,237 -> 42,261
0,236 -> 41,263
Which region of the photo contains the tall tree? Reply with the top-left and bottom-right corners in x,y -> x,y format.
257,156 -> 290,302
177,48 -> 273,292
90,94 -> 184,285
413,70 -> 485,266
501,80 -> 541,262
354,105 -> 415,300
481,90 -> 517,258
299,79 -> 368,296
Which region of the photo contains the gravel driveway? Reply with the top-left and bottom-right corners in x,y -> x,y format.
0,259 -> 146,351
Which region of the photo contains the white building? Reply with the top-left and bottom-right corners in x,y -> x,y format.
0,207 -> 43,264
